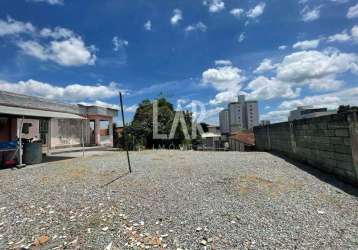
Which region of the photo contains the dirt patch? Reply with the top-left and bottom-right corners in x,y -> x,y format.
227,175 -> 303,197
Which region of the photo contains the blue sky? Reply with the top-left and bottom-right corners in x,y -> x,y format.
0,0 -> 357,124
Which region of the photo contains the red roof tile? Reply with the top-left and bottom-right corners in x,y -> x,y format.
229,132 -> 255,146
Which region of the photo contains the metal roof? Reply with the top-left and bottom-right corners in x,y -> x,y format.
0,105 -> 85,119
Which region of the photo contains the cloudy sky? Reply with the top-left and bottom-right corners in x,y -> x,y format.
0,0 -> 357,124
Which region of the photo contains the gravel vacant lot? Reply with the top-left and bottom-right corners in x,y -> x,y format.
0,151 -> 358,249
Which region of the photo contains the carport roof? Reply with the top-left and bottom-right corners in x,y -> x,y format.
0,105 -> 85,119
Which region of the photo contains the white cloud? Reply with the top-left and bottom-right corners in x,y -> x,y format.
202,65 -> 246,104
209,91 -> 240,105
0,17 -> 96,66
298,0 -> 308,4
276,50 -> 358,83
246,49 -> 358,101
112,37 -> 128,51
347,3 -> 358,19
17,41 -> 48,60
185,22 -> 207,33
278,87 -> 358,111
301,6 -> 321,22
238,32 -> 245,43
327,26 -> 358,43
185,101 -> 224,124
125,104 -> 138,113
308,77 -> 343,91
262,86 -> 358,122
201,106 -> 224,123
51,38 -> 96,66
39,27 -> 73,39
352,25 -> 358,40
17,37 -> 96,66
0,79 -> 120,101
261,110 -> 290,123
254,58 -> 277,73
176,98 -> 189,107
230,8 -> 244,18
292,39 -> 320,50
171,9 -> 183,26
0,17 -> 35,36
215,60 -> 232,66
327,30 -> 351,43
207,49 -> 358,104
330,0 -> 349,3
246,2 -> 266,19
144,20 -> 152,31
202,66 -> 245,91
247,76 -> 301,101
27,0 -> 64,5
203,0 -> 225,13
278,45 -> 287,50
260,65 -> 358,123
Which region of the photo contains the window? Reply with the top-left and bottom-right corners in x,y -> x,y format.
39,119 -> 49,133
22,123 -> 32,134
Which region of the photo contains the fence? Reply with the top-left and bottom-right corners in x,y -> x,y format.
254,111 -> 358,185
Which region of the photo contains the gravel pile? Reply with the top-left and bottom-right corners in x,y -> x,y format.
0,150 -> 358,249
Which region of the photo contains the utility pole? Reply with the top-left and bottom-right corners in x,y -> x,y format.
119,92 -> 132,173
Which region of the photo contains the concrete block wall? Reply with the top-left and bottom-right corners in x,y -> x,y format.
254,111 -> 358,185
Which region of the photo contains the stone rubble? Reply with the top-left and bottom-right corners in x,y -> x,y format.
0,151 -> 357,249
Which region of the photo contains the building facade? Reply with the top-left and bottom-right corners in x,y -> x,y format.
0,91 -> 117,154
246,100 -> 259,130
219,109 -> 230,134
229,102 -> 246,133
288,106 -> 337,121
207,125 -> 220,134
220,95 -> 259,134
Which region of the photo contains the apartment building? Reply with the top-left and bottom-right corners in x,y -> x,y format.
220,95 -> 259,134
229,102 -> 245,133
246,100 -> 259,130
219,109 -> 230,134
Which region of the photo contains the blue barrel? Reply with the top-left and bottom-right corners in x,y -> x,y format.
23,142 -> 43,165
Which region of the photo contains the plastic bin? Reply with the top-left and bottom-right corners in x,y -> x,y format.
23,141 -> 43,165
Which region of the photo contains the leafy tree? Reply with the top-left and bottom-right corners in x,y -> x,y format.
127,97 -> 192,149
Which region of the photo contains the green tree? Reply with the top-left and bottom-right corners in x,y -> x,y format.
128,97 -> 192,149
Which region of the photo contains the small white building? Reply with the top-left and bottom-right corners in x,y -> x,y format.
207,125 -> 220,134
288,106 -> 336,121
0,91 -> 118,156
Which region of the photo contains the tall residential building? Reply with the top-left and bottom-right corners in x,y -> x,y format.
229,102 -> 245,133
219,95 -> 260,134
219,109 -> 230,134
246,100 -> 259,130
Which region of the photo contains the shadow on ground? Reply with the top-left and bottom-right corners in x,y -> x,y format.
101,172 -> 130,187
42,155 -> 76,163
268,151 -> 358,198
